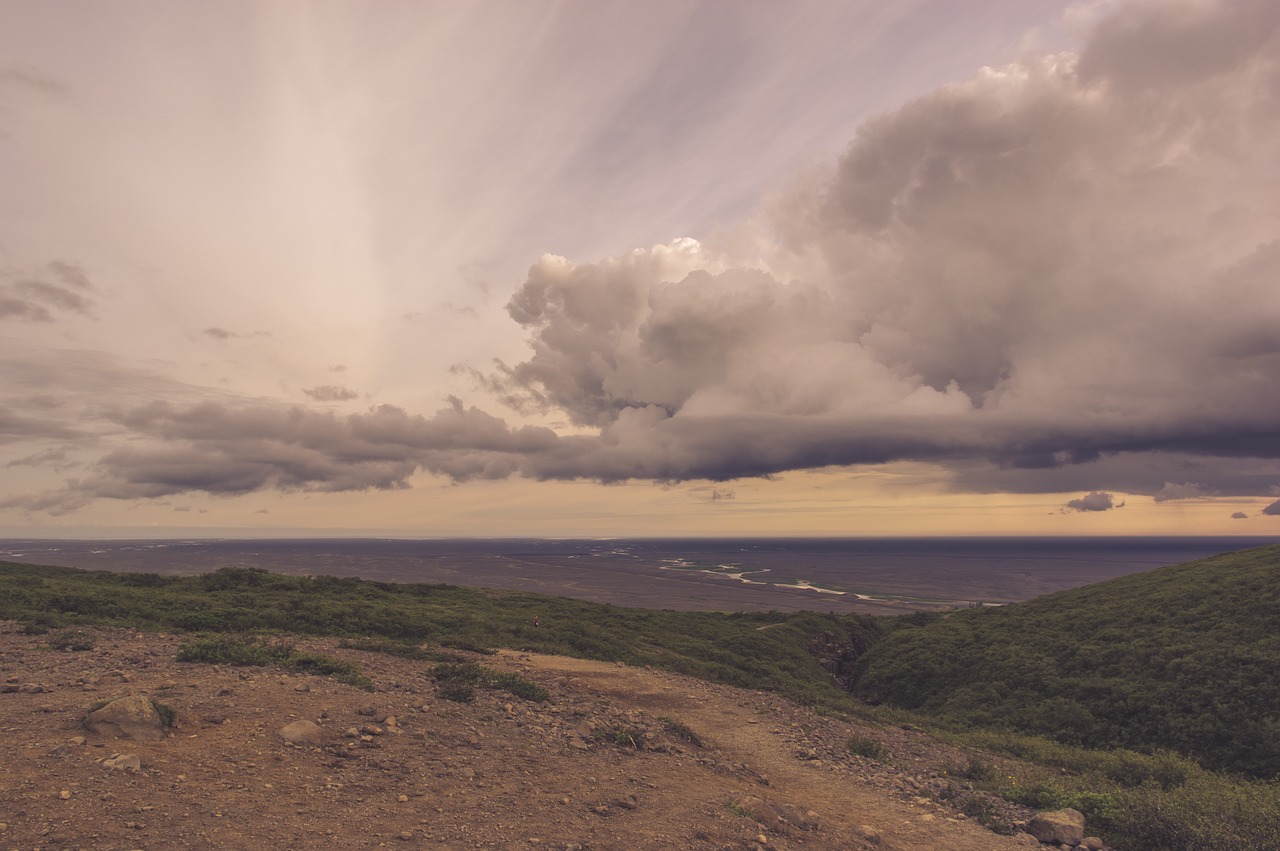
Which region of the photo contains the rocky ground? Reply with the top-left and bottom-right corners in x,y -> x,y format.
1,623 -> 1085,849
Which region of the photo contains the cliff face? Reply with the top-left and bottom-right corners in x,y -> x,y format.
0,623 -> 1052,850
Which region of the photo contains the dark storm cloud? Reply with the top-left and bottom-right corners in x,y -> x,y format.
7,0 -> 1280,512
1064,492 -> 1123,512
1263,500 -> 1280,516
1231,511 -> 1248,519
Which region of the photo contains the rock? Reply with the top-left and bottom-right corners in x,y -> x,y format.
857,824 -> 881,845
1027,808 -> 1086,846
1082,838 -> 1105,851
1012,832 -> 1042,847
101,753 -> 142,773
278,720 -> 328,747
84,695 -> 166,740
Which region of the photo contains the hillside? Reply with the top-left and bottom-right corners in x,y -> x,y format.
0,623 -> 1040,849
848,545 -> 1280,778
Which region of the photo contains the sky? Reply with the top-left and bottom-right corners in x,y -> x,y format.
1,0 -> 1279,538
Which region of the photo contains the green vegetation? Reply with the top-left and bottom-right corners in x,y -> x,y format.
176,634 -> 372,690
594,726 -> 646,748
845,733 -> 888,761
0,561 -> 875,712
847,545 -> 1280,779
429,661 -> 549,703
48,626 -> 96,651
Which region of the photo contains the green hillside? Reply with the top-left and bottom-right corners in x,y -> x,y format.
848,545 -> 1280,778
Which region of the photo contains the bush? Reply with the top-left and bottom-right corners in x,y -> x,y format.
846,733 -> 888,761
49,627 -> 96,651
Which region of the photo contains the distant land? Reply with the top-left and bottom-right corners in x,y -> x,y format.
2,536 -> 1274,614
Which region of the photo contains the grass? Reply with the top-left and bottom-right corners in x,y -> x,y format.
430,661 -> 549,703
176,635 -> 372,690
845,733 -> 888,761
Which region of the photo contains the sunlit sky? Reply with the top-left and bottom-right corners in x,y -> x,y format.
2,0 -> 1279,538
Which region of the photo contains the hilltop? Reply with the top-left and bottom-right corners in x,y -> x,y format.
0,623 -> 1040,849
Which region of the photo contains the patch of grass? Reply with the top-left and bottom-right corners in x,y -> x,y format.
659,716 -> 704,748
429,661 -> 549,703
49,627 -> 96,651
339,637 -> 463,663
593,726 -> 646,749
846,733 -> 888,761
175,635 -> 372,690
489,671 -> 549,702
955,795 -> 1016,835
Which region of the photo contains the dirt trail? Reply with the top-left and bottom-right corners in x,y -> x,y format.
509,652 -> 1033,850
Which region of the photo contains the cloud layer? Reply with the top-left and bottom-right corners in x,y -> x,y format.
5,0 -> 1280,515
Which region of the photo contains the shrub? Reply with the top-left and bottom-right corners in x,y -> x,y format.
49,627 -> 96,651
846,733 -> 888,761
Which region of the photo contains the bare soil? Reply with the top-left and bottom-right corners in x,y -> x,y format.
0,624 -> 1038,849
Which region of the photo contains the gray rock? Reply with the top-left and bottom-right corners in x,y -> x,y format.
84,695 -> 165,740
1027,808 -> 1086,846
1081,838 -> 1105,851
101,753 -> 142,773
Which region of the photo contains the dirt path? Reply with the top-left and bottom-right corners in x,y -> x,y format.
507,652 -> 1034,850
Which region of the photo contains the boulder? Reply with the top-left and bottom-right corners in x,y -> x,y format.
279,719 -> 329,746
1027,808 -> 1086,846
84,695 -> 165,740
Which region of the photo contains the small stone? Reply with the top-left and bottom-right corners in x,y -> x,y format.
101,753 -> 142,773
858,824 -> 882,845
59,790 -> 72,799
398,794 -> 409,803
70,736 -> 86,746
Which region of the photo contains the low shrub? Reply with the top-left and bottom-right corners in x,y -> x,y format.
846,733 -> 888,761
49,627 -> 96,651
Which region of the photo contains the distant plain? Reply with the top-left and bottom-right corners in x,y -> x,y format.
2,536 -> 1274,613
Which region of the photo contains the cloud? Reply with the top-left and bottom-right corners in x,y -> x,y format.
1153,482 -> 1218,502
0,262 -> 97,322
1263,499 -> 1280,516
6,0 -> 1280,512
303,385 -> 359,402
1231,511 -> 1248,519
1064,491 -> 1123,512
202,327 -> 270,342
